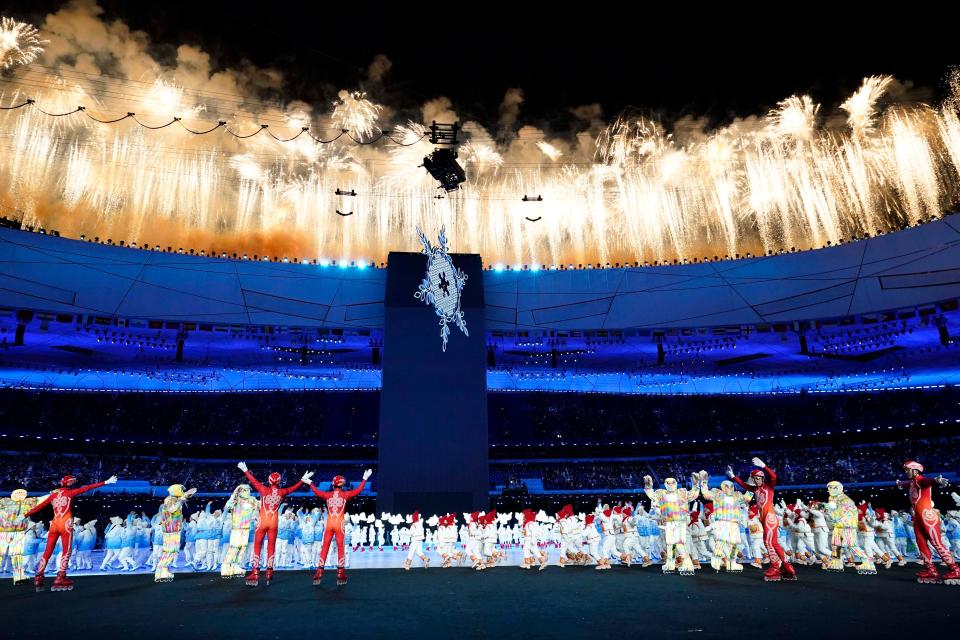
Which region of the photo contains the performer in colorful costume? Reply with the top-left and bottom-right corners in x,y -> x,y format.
823,481 -> 876,574
700,473 -> 752,573
26,473 -> 117,591
236,462 -> 312,586
154,484 -> 197,582
643,473 -> 699,575
730,458 -> 795,581
306,469 -> 371,586
0,489 -> 42,585
220,484 -> 259,579
896,460 -> 960,585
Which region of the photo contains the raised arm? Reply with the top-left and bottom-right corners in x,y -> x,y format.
281,471 -> 313,497
764,467 -> 777,487
751,458 -> 776,487
642,475 -> 657,503
727,464 -> 750,492
25,493 -> 55,517
223,488 -> 238,512
917,475 -> 949,489
308,484 -> 332,500
281,480 -> 303,496
698,471 -> 714,500
163,489 -> 195,515
240,465 -> 268,494
74,475 -> 116,498
342,470 -> 373,500
686,473 -> 701,502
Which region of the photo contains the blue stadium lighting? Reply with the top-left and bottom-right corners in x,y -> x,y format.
319,258 -> 330,267
493,264 -> 504,272
357,259 -> 367,270
530,264 -> 540,272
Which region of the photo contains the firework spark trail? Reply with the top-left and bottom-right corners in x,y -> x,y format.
0,10 -> 959,266
332,90 -> 382,141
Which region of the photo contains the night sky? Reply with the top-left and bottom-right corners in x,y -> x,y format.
3,1 -> 956,132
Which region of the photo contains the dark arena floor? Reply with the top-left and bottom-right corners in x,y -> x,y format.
1,566 -> 956,639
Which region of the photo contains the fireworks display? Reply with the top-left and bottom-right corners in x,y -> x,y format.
0,17 -> 46,71
0,5 -> 959,267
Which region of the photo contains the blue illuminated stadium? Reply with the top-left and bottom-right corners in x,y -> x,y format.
2,216 -> 959,395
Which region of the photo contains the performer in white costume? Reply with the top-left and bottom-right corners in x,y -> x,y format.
874,508 -> 905,567
806,501 -> 833,566
403,511 -> 429,570
435,514 -> 459,567
466,512 -> 484,570
620,507 -> 645,567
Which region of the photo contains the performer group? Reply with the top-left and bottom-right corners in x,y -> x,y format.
2,458 -> 958,592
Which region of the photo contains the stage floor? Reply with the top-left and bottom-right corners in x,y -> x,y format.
1,565 -> 956,639
20,545 -> 934,576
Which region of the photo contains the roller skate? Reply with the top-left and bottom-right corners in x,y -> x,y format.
941,564 -> 960,585
915,564 -> 942,584
856,559 -> 877,575
154,569 -> 174,583
780,562 -> 797,581
763,564 -> 782,582
677,557 -> 695,577
51,572 -> 74,592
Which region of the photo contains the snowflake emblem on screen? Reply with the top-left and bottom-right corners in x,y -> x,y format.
414,226 -> 468,351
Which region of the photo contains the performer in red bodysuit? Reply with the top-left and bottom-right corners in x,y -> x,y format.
236,462 -> 313,586
730,457 -> 795,582
307,469 -> 372,586
26,473 -> 117,591
897,460 -> 960,585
